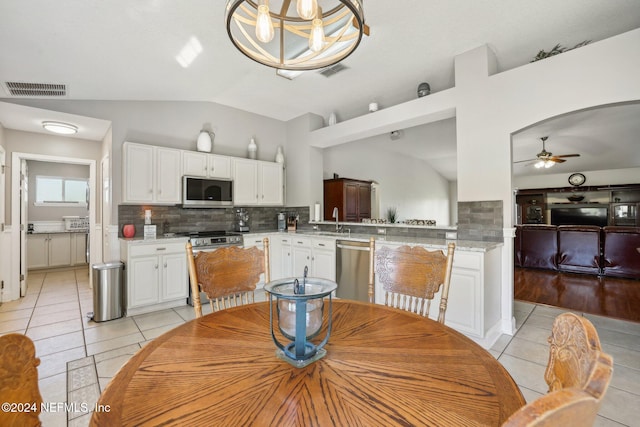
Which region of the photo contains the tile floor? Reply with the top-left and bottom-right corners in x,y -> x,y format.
1,267 -> 638,426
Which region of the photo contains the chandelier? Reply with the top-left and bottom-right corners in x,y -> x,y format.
225,0 -> 367,71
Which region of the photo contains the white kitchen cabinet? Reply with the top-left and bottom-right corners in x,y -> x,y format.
71,233 -> 88,265
120,239 -> 189,316
269,235 -> 292,280
372,242 -> 502,348
232,158 -> 283,206
182,151 -> 232,179
311,238 -> 336,281
290,236 -> 335,280
122,142 -> 182,204
27,233 -> 71,269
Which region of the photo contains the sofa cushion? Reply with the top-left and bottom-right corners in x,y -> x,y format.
557,225 -> 602,274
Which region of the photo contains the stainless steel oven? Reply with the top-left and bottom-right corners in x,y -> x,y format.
182,231 -> 244,306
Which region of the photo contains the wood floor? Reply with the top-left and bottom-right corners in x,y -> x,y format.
515,267 -> 640,323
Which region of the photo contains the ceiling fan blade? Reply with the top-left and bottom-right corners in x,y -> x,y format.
549,157 -> 567,163
513,158 -> 537,164
555,153 -> 580,158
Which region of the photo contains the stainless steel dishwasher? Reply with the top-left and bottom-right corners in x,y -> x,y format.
336,240 -> 371,302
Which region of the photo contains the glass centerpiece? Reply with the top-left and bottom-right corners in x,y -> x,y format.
264,270 -> 337,368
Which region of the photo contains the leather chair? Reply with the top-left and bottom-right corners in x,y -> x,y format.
514,225 -> 522,267
557,225 -> 602,274
602,226 -> 640,279
520,225 -> 558,271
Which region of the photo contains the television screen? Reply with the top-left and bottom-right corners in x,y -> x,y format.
550,207 -> 608,227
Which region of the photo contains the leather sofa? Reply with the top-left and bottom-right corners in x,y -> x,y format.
520,225 -> 558,270
515,225 -> 640,279
602,226 -> 640,279
557,225 -> 602,274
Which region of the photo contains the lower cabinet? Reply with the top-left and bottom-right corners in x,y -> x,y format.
372,242 -> 502,348
291,236 -> 336,281
120,239 -> 188,316
269,236 -> 292,280
27,233 -> 79,269
243,233 -> 336,282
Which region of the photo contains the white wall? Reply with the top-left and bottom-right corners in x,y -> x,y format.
323,139 -> 450,225
27,161 -> 90,221
514,167 -> 640,190
1,100 -> 288,223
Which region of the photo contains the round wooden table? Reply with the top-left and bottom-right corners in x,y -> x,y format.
91,301 -> 525,426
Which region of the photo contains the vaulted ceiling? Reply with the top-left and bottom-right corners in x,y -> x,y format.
1,1 -> 639,181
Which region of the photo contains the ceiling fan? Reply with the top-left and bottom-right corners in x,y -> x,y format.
514,136 -> 580,168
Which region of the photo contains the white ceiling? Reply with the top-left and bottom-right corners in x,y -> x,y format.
0,1 -> 639,181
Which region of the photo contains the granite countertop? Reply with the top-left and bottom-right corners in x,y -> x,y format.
244,230 -> 502,252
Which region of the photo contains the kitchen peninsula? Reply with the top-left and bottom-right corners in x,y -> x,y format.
244,223 -> 503,349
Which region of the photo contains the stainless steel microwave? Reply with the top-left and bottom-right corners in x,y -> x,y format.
182,176 -> 233,207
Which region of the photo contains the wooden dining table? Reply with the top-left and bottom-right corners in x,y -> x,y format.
91,300 -> 525,426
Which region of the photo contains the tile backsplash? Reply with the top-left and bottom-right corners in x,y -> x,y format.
118,205 -> 309,237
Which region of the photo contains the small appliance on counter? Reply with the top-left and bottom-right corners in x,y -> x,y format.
278,212 -> 287,232
235,208 -> 250,232
287,215 -> 297,232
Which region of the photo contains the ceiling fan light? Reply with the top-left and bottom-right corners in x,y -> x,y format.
42,121 -> 78,135
544,160 -> 554,168
534,160 -> 544,169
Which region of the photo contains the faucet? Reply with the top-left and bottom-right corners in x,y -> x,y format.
332,207 -> 340,232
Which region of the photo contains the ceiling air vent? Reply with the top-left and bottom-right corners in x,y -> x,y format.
4,82 -> 66,97
318,63 -> 348,78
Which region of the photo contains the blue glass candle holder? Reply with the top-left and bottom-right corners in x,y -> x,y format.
264,277 -> 337,368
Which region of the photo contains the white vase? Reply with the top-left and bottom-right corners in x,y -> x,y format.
328,113 -> 337,126
275,146 -> 285,163
248,138 -> 257,159
196,130 -> 212,152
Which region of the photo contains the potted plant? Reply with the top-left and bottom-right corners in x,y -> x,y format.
386,207 -> 397,224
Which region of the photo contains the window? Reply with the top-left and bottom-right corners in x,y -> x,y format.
35,176 -> 88,206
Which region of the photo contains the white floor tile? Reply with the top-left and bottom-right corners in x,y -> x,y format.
5,267 -> 640,426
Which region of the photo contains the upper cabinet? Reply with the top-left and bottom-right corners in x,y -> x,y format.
123,142 -> 283,206
182,151 -> 232,179
122,142 -> 181,204
233,158 -> 284,206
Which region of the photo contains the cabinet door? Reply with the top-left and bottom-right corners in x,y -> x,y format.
291,244 -> 312,278
270,237 -> 292,280
233,159 -> 258,205
48,233 -> 71,267
345,182 -> 359,221
161,253 -> 188,301
182,151 -> 208,177
27,234 -> 48,269
156,148 -> 182,203
128,256 -> 160,307
208,155 -> 232,179
259,162 -> 284,205
124,143 -> 154,203
357,184 -> 371,220
312,248 -> 335,281
72,234 -> 87,265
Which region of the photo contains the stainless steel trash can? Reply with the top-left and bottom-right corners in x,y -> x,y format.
91,261 -> 124,322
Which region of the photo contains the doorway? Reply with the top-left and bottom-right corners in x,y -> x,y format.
9,152 -> 96,301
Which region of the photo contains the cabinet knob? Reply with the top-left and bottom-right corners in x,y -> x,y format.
154,264 -> 159,269
164,262 -> 167,268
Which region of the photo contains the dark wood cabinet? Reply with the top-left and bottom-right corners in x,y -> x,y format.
516,193 -> 545,224
324,178 -> 371,222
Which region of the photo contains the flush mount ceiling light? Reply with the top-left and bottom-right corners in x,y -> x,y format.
225,0 -> 367,71
42,121 -> 78,135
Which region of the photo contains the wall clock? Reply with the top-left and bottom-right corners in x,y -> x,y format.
568,173 -> 586,186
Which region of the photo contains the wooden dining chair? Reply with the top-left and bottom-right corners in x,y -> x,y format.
0,333 -> 43,427
503,313 -> 614,426
186,237 -> 270,318
368,238 -> 455,324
